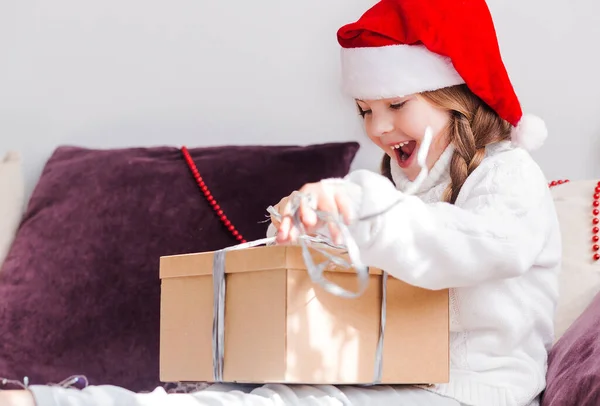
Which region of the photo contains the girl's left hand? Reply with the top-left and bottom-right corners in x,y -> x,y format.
276,181 -> 354,245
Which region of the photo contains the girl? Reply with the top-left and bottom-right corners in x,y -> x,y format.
0,0 -> 558,405
273,0 -> 560,406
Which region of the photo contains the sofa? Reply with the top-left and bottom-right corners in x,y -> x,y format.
0,146 -> 599,405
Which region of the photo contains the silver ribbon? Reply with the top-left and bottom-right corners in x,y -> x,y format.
211,237 -> 274,382
210,127 -> 434,384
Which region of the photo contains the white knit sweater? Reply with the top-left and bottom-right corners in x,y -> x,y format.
318,141 -> 560,406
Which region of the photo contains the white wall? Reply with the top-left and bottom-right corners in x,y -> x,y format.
1,0 -> 599,198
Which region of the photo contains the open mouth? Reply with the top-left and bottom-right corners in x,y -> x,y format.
391,140 -> 417,168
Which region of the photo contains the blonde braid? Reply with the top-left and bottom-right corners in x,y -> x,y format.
444,106 -> 488,203
424,85 -> 512,204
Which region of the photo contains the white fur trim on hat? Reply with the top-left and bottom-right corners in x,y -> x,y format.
511,114 -> 548,151
340,44 -> 465,99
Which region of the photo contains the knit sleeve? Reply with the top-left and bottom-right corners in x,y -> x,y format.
329,156 -> 556,290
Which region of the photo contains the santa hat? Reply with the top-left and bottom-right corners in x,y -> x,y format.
337,0 -> 547,151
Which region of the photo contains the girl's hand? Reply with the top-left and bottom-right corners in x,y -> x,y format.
276,181 -> 354,245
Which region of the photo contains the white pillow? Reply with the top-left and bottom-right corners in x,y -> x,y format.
551,179 -> 600,340
0,151 -> 25,269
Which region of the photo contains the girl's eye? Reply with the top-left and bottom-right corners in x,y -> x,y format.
390,101 -> 407,110
357,106 -> 371,117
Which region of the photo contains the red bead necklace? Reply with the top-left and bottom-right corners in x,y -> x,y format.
548,179 -> 600,262
181,147 -> 247,244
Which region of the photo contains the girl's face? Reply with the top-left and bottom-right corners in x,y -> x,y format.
356,95 -> 451,181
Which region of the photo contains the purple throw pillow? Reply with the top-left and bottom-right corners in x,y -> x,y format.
0,142 -> 359,392
542,290 -> 600,405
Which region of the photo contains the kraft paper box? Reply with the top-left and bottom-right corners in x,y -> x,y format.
159,244 -> 449,385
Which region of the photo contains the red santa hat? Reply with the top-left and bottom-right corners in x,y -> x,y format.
337,0 -> 547,151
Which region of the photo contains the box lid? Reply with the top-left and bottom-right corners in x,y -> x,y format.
159,244 -> 383,279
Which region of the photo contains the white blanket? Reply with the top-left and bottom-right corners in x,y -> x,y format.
29,383 -> 465,406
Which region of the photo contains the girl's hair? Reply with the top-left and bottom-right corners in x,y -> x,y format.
380,84 -> 512,204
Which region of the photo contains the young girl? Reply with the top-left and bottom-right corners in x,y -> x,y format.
273,0 -> 560,406
0,0 -> 558,405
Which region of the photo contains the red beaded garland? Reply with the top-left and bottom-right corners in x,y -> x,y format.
549,179 -> 600,262
180,146 -> 247,244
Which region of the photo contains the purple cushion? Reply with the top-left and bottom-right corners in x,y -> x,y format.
0,142 -> 359,392
542,290 -> 600,405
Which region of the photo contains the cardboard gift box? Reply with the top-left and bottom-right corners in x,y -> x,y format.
159,244 -> 449,385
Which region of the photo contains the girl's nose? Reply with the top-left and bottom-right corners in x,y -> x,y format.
371,112 -> 395,137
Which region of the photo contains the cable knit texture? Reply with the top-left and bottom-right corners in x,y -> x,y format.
330,141 -> 560,406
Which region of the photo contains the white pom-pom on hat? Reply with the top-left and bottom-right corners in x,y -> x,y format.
511,114 -> 548,151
